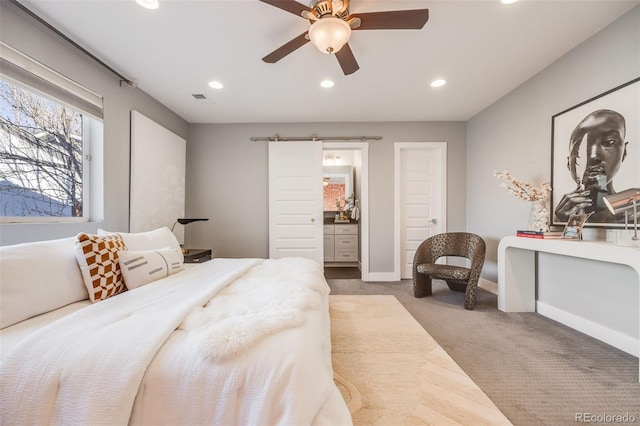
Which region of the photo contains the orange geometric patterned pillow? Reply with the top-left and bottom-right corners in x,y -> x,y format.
75,233 -> 128,303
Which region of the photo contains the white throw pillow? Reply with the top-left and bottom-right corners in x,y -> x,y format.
98,227 -> 183,262
0,237 -> 88,329
118,247 -> 184,290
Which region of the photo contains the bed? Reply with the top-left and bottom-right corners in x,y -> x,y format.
0,228 -> 351,425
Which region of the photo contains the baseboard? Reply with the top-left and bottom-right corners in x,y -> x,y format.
478,278 -> 497,294
362,275 -> 500,288
536,301 -> 639,357
365,272 -> 399,282
325,263 -> 359,268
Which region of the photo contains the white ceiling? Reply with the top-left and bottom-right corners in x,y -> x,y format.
19,0 -> 639,124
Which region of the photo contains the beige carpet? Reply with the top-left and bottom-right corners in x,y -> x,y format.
330,295 -> 513,426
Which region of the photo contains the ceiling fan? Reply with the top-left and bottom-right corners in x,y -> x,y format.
259,0 -> 429,75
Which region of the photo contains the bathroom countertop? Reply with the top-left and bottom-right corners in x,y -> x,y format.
324,217 -> 358,224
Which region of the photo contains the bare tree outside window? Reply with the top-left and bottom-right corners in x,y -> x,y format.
0,79 -> 84,217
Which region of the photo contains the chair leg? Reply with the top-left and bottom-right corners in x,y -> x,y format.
413,273 -> 433,298
463,282 -> 477,310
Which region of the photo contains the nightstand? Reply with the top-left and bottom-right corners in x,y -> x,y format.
183,248 -> 212,263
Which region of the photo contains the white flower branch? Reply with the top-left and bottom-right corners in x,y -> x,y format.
494,170 -> 551,202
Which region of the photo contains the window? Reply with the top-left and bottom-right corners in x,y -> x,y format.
0,42 -> 103,222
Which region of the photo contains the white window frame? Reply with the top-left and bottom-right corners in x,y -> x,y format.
0,42 -> 103,224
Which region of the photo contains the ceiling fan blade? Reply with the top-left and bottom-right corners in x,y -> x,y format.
335,43 -> 359,75
259,0 -> 313,18
351,9 -> 429,30
262,32 -> 310,63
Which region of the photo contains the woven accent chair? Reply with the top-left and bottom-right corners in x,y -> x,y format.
412,232 -> 486,310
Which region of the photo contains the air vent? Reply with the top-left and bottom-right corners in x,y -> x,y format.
192,94 -> 207,100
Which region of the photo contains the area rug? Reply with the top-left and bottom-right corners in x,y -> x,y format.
330,295 -> 512,425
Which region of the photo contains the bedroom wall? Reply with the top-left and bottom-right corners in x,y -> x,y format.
0,2 -> 189,246
186,122 -> 466,273
467,6 -> 640,284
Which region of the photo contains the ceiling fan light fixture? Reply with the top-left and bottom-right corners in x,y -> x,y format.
308,17 -> 352,54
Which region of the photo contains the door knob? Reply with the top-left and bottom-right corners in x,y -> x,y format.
311,218 -> 315,223
429,218 -> 437,224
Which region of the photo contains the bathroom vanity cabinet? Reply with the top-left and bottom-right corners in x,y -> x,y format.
324,223 -> 359,266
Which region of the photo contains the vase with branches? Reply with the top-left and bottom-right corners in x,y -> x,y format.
494,170 -> 552,231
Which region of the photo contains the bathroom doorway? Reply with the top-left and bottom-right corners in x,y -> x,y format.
322,143 -> 368,281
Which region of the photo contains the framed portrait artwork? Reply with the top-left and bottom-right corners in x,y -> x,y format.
551,77 -> 640,228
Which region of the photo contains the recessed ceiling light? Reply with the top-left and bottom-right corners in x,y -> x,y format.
320,80 -> 335,88
501,0 -> 518,4
208,81 -> 224,89
135,0 -> 159,9
430,79 -> 446,88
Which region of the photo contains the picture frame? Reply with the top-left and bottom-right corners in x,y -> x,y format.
561,212 -> 590,240
550,77 -> 640,229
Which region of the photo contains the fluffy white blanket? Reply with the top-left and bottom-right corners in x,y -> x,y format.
180,257 -> 327,360
127,256 -> 351,426
0,258 -> 260,425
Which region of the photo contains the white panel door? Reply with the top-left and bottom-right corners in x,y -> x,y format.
268,141 -> 324,264
397,143 -> 446,279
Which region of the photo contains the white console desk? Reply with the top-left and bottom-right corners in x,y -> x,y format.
497,236 -> 640,380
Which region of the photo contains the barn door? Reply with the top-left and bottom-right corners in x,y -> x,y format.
268,141 -> 324,264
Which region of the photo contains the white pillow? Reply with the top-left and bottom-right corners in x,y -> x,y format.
118,247 -> 184,290
0,237 -> 89,329
98,227 -> 183,262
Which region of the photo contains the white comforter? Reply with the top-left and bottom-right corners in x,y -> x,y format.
1,257 -> 351,426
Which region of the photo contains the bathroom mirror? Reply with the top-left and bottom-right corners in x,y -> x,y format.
323,166 -> 353,211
